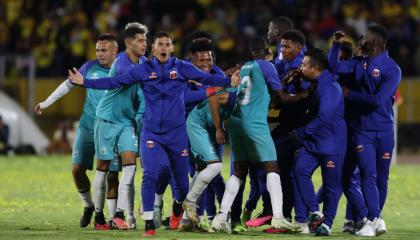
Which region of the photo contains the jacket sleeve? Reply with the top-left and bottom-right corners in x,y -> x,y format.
184,89 -> 208,104
180,61 -> 231,87
295,84 -> 341,138
328,42 -> 356,74
347,64 -> 401,108
84,64 -> 147,89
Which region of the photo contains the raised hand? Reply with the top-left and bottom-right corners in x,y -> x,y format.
230,70 -> 240,87
333,31 -> 345,44
68,67 -> 84,86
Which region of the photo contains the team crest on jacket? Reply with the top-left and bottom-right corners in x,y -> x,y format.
181,149 -> 189,157
372,68 -> 380,77
146,140 -> 155,148
382,152 -> 391,160
170,70 -> 178,79
326,160 -> 335,168
356,144 -> 364,152
149,72 -> 158,79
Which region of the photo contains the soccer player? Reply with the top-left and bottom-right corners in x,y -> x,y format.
67,31 -> 238,237
292,48 -> 347,236
91,22 -> 148,230
211,37 -> 308,233
181,88 -> 237,231
240,18 -> 301,230
329,25 -> 401,237
152,36 -> 227,230
34,34 -> 118,228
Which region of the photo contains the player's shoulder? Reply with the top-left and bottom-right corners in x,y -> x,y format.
82,59 -> 100,69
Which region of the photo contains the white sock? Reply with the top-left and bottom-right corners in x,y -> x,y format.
267,172 -> 284,219
199,215 -> 204,224
154,193 -> 163,206
144,211 -> 153,220
78,189 -> 94,208
220,175 -> 243,218
93,170 -> 107,212
116,165 -> 136,212
107,198 -> 117,219
186,163 -> 222,202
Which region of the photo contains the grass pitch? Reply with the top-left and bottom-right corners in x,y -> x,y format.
0,155 -> 419,239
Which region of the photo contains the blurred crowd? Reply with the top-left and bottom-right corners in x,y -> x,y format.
0,0 -> 419,77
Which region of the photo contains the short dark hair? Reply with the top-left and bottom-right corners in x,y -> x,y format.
249,36 -> 269,57
189,39 -> 215,53
124,26 -> 146,40
281,30 -> 305,46
367,24 -> 389,43
270,16 -> 294,30
98,33 -> 117,42
154,31 -> 173,42
304,48 -> 329,71
190,30 -> 212,42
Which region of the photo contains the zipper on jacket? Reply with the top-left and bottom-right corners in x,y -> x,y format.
160,63 -> 165,131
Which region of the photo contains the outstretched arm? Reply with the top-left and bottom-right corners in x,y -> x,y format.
35,80 -> 75,115
68,65 -> 148,89
180,61 -> 240,87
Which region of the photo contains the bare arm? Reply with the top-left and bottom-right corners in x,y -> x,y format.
209,92 -> 230,144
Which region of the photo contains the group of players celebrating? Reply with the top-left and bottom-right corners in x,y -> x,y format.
35,15 -> 400,237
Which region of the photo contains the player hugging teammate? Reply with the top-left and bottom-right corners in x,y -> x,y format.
38,16 -> 400,238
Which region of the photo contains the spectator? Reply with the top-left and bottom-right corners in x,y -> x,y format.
46,120 -> 75,155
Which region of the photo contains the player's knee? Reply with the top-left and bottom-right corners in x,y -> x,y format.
107,171 -> 119,185
263,161 -> 280,174
207,162 -> 222,174
96,160 -> 110,172
72,164 -> 86,177
121,151 -> 137,165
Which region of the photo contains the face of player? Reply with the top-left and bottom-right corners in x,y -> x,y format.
300,56 -> 317,80
96,40 -> 117,67
127,33 -> 147,58
280,39 -> 302,62
191,51 -> 213,73
153,36 -> 174,63
360,31 -> 375,55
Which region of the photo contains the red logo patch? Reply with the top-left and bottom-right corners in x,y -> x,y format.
372,68 -> 380,77
170,70 -> 178,79
146,140 -> 154,148
382,152 -> 391,160
326,160 -> 336,168
356,145 -> 364,152
181,149 -> 189,157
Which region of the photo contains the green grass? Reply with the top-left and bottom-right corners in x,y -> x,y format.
0,155 -> 419,239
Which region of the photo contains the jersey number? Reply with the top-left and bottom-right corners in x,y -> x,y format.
238,76 -> 252,105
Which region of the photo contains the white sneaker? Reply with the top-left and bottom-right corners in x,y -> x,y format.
297,222 -> 310,234
375,217 -> 387,236
211,213 -> 231,233
356,218 -> 376,237
342,219 -> 354,233
271,217 -> 300,232
127,215 -> 136,229
153,205 -> 163,228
